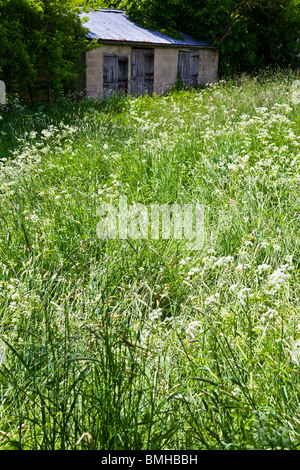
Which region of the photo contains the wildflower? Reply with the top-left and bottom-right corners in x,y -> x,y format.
273,244 -> 281,252
213,256 -> 234,268
187,267 -> 200,277
205,293 -> 220,305
149,308 -> 163,322
289,339 -> 300,366
227,163 -> 238,171
256,264 -> 272,274
266,266 -> 291,293
186,321 -> 202,338
41,128 -> 53,138
236,263 -> 251,272
236,287 -> 252,304
179,257 -> 192,266
285,255 -> 293,265
260,308 -> 277,323
0,340 -> 6,366
229,283 -> 239,292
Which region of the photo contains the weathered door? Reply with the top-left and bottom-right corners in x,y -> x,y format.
178,51 -> 199,85
118,56 -> 129,94
131,49 -> 154,96
103,55 -> 128,98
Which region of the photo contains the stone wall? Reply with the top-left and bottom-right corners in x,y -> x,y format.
86,45 -> 131,99
85,45 -> 218,99
153,47 -> 219,93
198,49 -> 219,85
153,48 -> 179,94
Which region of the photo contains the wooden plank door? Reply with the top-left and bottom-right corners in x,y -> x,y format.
131,49 -> 154,96
178,51 -> 199,85
103,55 -> 118,97
117,55 -> 129,95
103,55 -> 128,98
144,50 -> 154,95
190,52 -> 199,83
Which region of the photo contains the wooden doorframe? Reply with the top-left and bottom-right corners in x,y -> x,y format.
131,48 -> 155,96
178,50 -> 199,85
103,54 -> 129,98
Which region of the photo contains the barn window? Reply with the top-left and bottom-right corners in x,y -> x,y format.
103,54 -> 129,97
178,51 -> 199,85
131,49 -> 154,96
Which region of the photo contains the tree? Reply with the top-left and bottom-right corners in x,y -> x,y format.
0,0 -> 95,100
85,0 -> 300,75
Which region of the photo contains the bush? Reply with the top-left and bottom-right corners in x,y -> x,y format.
0,0 -> 94,100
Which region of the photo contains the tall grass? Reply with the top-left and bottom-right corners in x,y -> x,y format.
0,69 -> 300,449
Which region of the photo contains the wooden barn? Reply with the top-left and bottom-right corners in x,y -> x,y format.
79,9 -> 219,99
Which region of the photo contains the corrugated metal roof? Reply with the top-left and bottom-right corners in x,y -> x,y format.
80,9 -> 211,47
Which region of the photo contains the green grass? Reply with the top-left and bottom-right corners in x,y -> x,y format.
0,69 -> 300,450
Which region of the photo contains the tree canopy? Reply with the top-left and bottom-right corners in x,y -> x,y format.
82,0 -> 300,75
0,0 -> 299,101
0,0 -> 94,100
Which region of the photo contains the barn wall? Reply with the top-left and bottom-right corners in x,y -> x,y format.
153,47 -> 218,93
198,49 -> 219,85
86,45 -> 131,99
85,44 -> 219,99
153,48 -> 178,94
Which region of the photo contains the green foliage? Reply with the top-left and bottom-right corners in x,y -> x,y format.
81,0 -> 300,76
1,70 -> 300,449
0,0 -> 94,100
1,0 -> 298,98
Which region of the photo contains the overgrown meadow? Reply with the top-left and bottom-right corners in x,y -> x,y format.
0,70 -> 300,450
